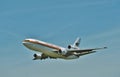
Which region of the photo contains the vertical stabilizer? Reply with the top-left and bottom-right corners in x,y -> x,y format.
68,37 -> 81,49
73,37 -> 81,48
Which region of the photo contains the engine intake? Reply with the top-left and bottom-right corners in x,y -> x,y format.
33,54 -> 41,60
68,45 -> 72,49
67,45 -> 79,49
59,48 -> 67,55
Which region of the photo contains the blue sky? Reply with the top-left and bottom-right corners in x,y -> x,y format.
0,0 -> 120,77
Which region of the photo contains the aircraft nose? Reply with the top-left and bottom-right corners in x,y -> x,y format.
22,38 -> 38,45
22,39 -> 34,48
22,39 -> 30,46
23,39 -> 30,42
22,42 -> 26,46
23,40 -> 28,45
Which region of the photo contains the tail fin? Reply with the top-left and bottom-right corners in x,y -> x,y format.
67,37 -> 81,49
73,37 -> 81,48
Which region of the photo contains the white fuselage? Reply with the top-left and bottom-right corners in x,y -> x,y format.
22,38 -> 107,60
23,39 -> 79,60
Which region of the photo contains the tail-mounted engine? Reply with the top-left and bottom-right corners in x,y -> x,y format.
68,45 -> 72,49
68,37 -> 80,49
68,45 -> 79,49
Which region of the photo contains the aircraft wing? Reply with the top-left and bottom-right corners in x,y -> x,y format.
65,47 -> 107,56
67,47 -> 107,52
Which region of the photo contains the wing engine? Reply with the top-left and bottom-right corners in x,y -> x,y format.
33,54 -> 41,60
33,53 -> 49,60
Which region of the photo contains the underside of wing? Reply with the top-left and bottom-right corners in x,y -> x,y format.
65,47 -> 107,57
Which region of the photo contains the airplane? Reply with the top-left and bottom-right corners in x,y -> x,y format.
22,37 -> 107,60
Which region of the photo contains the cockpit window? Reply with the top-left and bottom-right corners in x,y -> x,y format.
24,39 -> 30,42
